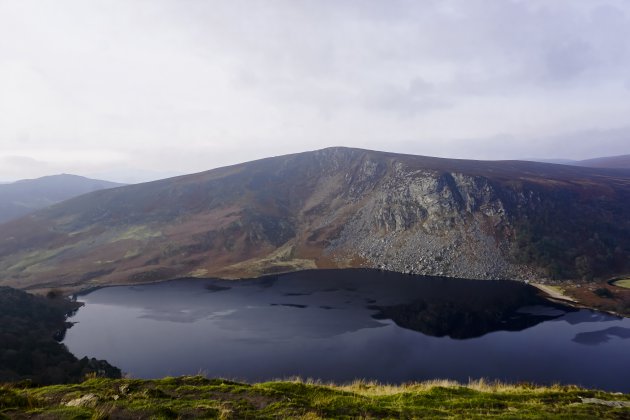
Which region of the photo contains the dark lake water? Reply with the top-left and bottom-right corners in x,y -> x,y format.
64,269 -> 630,392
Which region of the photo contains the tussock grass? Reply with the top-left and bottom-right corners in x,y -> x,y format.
265,376 -> 572,395
339,378 -> 578,395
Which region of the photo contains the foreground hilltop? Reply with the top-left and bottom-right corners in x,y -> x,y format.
0,147 -> 629,290
2,376 -> 629,418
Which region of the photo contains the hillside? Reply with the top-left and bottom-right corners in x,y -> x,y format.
0,147 -> 629,291
527,155 -> 630,169
0,174 -> 124,224
0,287 -> 120,384
574,154 -> 630,169
2,376 -> 629,419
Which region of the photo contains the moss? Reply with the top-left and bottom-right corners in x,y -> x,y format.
3,377 -> 629,419
0,388 -> 32,410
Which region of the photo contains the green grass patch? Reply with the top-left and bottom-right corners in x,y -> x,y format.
5,246 -> 72,273
114,225 -> 162,242
613,279 -> 630,289
1,376 -> 629,419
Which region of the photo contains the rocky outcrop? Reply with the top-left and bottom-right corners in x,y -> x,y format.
325,161 -> 539,280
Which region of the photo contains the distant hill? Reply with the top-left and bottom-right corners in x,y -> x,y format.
0,147 -> 629,291
528,155 -> 630,169
574,154 -> 630,169
0,174 -> 124,224
525,158 -> 578,165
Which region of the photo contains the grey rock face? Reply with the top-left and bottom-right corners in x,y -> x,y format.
326,162 -> 542,280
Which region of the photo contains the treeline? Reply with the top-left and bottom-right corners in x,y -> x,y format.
0,286 -> 120,385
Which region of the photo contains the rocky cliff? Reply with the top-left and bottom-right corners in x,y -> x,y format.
0,147 -> 628,290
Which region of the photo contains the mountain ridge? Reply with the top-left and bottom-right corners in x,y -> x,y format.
527,154 -> 630,169
0,147 -> 629,291
573,154 -> 630,169
0,174 -> 125,224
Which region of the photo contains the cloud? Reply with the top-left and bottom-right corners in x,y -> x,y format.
0,0 -> 629,181
363,78 -> 452,116
433,126 -> 630,161
0,155 -> 53,180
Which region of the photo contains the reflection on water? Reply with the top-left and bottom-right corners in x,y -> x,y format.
64,269 -> 630,392
369,280 -> 568,339
573,326 -> 630,345
560,310 -> 621,325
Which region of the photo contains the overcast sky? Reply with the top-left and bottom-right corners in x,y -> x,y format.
1,0 -> 629,183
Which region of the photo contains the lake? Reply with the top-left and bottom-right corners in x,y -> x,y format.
64,269 -> 630,392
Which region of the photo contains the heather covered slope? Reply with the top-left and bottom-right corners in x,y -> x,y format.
0,147 -> 629,291
0,174 -> 124,224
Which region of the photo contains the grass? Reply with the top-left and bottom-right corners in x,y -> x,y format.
219,243 -> 318,278
114,225 -> 162,242
613,279 -> 630,289
530,283 -> 576,302
1,376 -> 629,419
4,246 -> 72,273
541,284 -> 565,294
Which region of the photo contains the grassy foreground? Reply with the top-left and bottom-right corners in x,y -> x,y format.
1,376 -> 629,419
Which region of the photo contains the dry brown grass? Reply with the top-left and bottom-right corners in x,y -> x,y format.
273,376 -> 570,396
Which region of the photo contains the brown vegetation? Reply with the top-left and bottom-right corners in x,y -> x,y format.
0,148 -> 628,292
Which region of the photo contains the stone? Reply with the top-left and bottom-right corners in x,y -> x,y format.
65,394 -> 99,408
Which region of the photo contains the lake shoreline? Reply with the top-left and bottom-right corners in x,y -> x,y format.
28,267 -> 628,319
532,282 -> 629,318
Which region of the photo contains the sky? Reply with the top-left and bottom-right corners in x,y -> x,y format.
1,0 -> 629,183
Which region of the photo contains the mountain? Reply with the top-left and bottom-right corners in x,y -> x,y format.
0,147 -> 629,291
574,154 -> 630,169
526,155 -> 630,169
525,158 -> 578,165
0,174 -> 125,224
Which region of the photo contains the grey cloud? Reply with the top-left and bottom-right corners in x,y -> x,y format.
436,126 -> 630,161
0,156 -> 53,181
364,78 -> 451,116
542,40 -> 593,82
199,1 -> 630,102
537,126 -> 630,159
2,155 -> 48,167
0,0 -> 629,182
